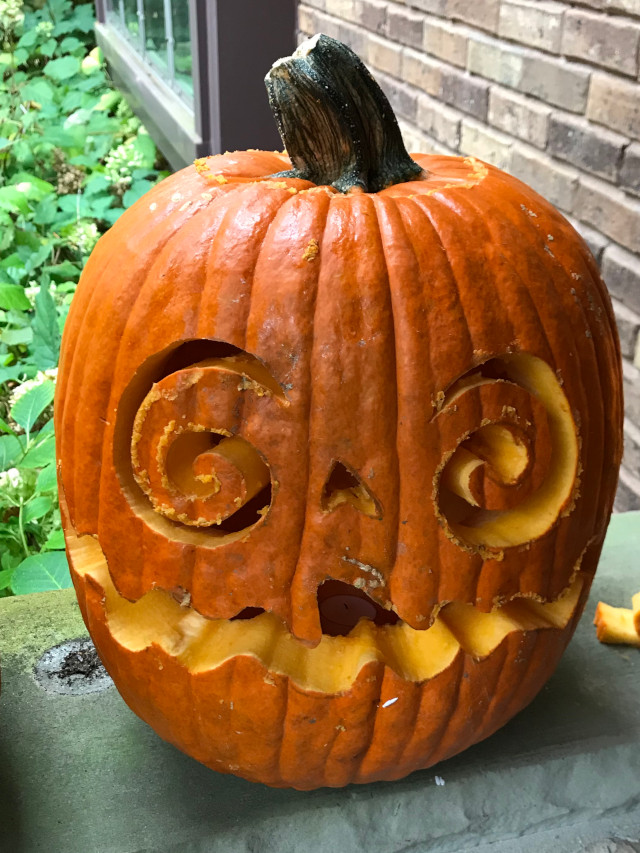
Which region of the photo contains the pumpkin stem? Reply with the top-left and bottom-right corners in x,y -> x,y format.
265,34 -> 425,193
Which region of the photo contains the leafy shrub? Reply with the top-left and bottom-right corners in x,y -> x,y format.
0,0 -> 169,595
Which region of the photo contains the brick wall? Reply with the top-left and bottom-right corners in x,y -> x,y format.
298,0 -> 640,511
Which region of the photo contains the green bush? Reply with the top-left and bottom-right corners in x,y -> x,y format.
0,0 -> 169,596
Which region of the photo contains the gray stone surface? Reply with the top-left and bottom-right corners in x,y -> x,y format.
0,513 -> 639,853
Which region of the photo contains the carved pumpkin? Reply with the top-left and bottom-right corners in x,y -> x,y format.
55,36 -> 623,789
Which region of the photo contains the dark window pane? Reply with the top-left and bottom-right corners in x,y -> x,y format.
172,1 -> 193,98
123,0 -> 139,41
144,0 -> 167,67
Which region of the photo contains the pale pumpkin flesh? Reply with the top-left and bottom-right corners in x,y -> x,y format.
66,526 -> 583,694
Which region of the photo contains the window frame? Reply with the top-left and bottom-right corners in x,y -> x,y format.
94,0 -> 297,170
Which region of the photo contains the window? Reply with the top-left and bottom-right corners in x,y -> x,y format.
94,1 -> 296,169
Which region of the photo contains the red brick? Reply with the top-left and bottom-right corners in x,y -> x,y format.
601,243 -> 640,316
498,0 -> 564,54
562,8 -> 640,77
509,144 -> 579,212
488,86 -> 550,148
440,65 -> 489,120
446,0 -> 500,34
388,6 -> 424,49
417,92 -> 462,149
547,112 -> 627,182
467,33 -> 590,113
424,18 -> 468,68
355,0 -> 387,34
576,175 -> 640,255
587,73 -> 640,140
460,118 -> 513,170
402,47 -> 444,96
367,33 -> 403,76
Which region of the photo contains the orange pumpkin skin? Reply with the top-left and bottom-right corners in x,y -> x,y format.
55,146 -> 622,788
55,35 -> 623,787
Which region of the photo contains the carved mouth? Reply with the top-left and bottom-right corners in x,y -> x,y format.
67,527 -> 583,695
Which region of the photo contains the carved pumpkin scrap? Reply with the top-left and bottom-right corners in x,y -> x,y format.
55,35 -> 623,789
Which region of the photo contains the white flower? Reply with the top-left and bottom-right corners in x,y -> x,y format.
66,220 -> 99,254
0,467 -> 22,491
0,0 -> 24,32
36,20 -> 53,37
104,140 -> 144,189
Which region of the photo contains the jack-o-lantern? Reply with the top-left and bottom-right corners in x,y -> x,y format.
56,36 -> 623,789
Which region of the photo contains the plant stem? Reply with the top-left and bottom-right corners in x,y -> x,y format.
18,499 -> 29,558
265,34 -> 424,193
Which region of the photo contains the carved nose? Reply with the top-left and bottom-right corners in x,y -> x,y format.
321,460 -> 382,519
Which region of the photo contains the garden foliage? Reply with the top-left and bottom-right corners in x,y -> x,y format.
0,0 -> 168,595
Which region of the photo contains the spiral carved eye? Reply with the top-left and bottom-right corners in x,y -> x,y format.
115,343 -> 287,539
434,353 -> 579,552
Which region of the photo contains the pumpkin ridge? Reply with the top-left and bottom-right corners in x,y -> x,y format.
289,190 -> 398,643
252,188 -> 333,628
369,192 -> 421,615
420,190 -> 577,605
65,203 -> 211,531
369,192 -> 401,573
462,185 -> 605,601
405,194 -> 481,613
395,649 -> 467,776
349,656 -> 386,784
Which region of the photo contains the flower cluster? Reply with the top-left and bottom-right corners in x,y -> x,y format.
53,148 -> 85,195
104,139 -> 144,196
66,219 -> 99,255
35,19 -> 53,38
0,0 -> 24,35
0,466 -> 36,506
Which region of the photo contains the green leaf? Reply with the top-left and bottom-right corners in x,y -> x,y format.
36,463 -> 58,493
61,90 -> 84,113
0,365 -> 35,385
13,48 -> 29,67
0,186 -> 30,216
132,131 -> 157,169
123,179 -> 154,208
24,243 -> 52,273
0,569 -> 14,591
0,283 -> 31,311
44,55 -> 81,81
23,495 -> 54,523
17,30 -> 38,49
43,260 -> 80,281
0,434 -> 23,470
21,433 -> 56,468
33,194 -> 59,226
1,327 -> 33,347
84,174 -> 110,197
42,126 -> 78,147
0,418 -> 15,435
60,36 -> 84,55
11,551 -> 72,594
10,381 -> 55,434
43,528 -> 66,551
31,284 -> 61,367
10,172 -> 55,200
40,38 -> 58,58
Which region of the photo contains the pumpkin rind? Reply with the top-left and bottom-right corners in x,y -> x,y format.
56,36 -> 623,790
